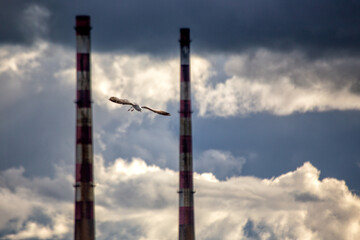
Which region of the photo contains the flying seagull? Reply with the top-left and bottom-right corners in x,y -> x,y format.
109,96 -> 170,116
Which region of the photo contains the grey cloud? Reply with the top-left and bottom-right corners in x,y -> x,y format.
0,42 -> 75,176
28,207 -> 53,227
1,0 -> 360,56
294,192 -> 321,202
97,221 -> 143,240
94,106 -> 178,170
195,149 -> 246,180
225,50 -> 360,93
0,167 -> 73,239
243,220 -> 278,240
0,166 -> 72,202
0,1 -> 32,45
193,50 -> 360,116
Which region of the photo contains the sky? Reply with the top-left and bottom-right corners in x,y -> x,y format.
1,0 -> 360,239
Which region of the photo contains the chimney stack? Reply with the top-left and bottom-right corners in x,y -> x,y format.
178,28 -> 195,240
74,15 -> 95,240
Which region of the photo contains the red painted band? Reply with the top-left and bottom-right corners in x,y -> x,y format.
180,28 -> 190,44
180,171 -> 193,189
180,66 -> 190,82
180,112 -> 192,118
179,207 -> 194,225
75,201 -> 94,220
75,16 -> 91,35
180,100 -> 191,113
179,136 -> 192,153
77,53 -> 90,71
76,163 -> 93,182
86,201 -> 94,219
76,21 -> 90,27
75,202 -> 82,220
76,90 -> 91,108
76,125 -> 92,144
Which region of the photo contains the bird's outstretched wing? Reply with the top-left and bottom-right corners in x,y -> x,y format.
142,106 -> 171,116
109,97 -> 134,105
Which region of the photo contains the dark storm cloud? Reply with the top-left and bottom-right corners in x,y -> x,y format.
0,1 -> 31,44
1,0 -> 360,55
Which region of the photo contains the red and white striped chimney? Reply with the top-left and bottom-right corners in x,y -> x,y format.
74,15 -> 95,240
179,28 -> 195,240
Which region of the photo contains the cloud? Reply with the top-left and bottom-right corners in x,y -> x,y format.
3,39 -> 360,180
0,40 -> 76,175
0,39 -> 182,173
3,36 -> 360,120
0,166 -> 73,239
21,4 -> 51,41
196,162 -> 360,240
195,149 -> 246,179
89,51 -> 215,116
91,53 -> 179,111
194,49 -> 360,116
1,155 -> 359,240
0,39 -> 74,112
2,0 -> 360,56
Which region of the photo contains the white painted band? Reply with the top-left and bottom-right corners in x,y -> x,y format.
76,144 -> 93,164
180,82 -> 191,100
179,189 -> 194,207
179,153 -> 193,171
180,118 -> 192,136
76,35 -> 90,53
76,108 -> 92,126
181,46 -> 190,65
77,72 -> 91,90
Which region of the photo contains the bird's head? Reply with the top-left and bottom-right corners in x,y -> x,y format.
109,97 -> 116,103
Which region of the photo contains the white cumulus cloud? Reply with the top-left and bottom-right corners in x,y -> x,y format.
0,157 -> 359,240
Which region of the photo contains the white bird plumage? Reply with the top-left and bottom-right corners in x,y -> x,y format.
109,97 -> 171,116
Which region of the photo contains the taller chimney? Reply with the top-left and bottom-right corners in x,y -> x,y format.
178,28 -> 195,240
74,15 -> 95,240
